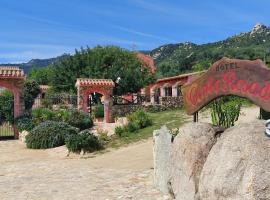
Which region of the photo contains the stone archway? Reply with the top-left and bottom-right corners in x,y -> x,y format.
0,67 -> 25,118
75,79 -> 115,123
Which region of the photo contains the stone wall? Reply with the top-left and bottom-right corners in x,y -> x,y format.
112,105 -> 142,118
153,120 -> 270,200
160,96 -> 183,108
112,104 -> 170,118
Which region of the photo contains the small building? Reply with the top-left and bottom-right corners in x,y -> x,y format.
146,71 -> 205,105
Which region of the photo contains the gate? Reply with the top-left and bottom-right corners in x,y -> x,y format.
0,98 -> 14,139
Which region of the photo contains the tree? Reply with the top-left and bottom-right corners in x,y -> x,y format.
0,90 -> 14,124
50,46 -> 156,95
28,67 -> 53,85
23,81 -> 41,112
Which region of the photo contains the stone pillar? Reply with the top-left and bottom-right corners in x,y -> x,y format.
14,91 -> 23,139
77,87 -> 82,110
104,95 -> 114,123
14,91 -> 23,118
172,86 -> 178,97
81,92 -> 89,113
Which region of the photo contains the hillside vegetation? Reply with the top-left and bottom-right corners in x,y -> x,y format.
2,23 -> 270,79
150,23 -> 270,77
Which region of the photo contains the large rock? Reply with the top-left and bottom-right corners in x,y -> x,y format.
199,120 -> 270,200
168,123 -> 217,200
153,126 -> 173,194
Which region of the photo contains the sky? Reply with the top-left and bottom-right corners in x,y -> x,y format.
0,0 -> 269,63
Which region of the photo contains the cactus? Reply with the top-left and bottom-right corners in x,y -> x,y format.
210,97 -> 241,128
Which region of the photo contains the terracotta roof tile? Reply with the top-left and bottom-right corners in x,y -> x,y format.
76,78 -> 115,87
0,66 -> 25,78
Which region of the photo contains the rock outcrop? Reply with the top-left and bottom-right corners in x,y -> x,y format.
153,120 -> 270,200
199,120 -> 270,200
169,123 -> 217,200
153,126 -> 173,194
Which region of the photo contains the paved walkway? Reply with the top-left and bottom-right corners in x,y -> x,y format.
0,140 -> 169,200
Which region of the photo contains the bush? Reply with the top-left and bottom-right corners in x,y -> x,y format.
26,121 -> 78,149
127,108 -> 152,129
31,108 -> 93,131
66,110 -> 93,130
54,109 -> 71,122
65,130 -> 103,153
94,104 -> 104,118
115,126 -> 125,137
127,122 -> 140,132
15,115 -> 35,132
32,108 -> 55,124
23,80 -> 41,111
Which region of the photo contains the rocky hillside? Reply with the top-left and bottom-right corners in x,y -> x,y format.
1,23 -> 269,76
150,23 -> 270,77
0,54 -> 69,73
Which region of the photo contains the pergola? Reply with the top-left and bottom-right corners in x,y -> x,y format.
75,78 -> 115,123
0,67 -> 25,118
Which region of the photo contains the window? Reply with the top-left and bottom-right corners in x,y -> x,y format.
164,87 -> 172,97
177,86 -> 182,97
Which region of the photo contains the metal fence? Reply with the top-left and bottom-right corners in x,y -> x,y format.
33,95 -> 78,109
0,122 -> 14,138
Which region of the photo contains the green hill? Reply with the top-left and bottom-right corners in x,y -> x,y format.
0,54 -> 69,73
149,23 -> 270,77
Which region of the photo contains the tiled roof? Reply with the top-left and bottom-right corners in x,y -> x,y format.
157,71 -> 206,83
40,85 -> 50,90
0,67 -> 25,78
76,78 -> 115,87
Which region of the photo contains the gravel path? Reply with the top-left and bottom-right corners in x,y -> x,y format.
0,140 -> 169,200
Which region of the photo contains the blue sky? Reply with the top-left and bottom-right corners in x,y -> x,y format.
0,0 -> 269,63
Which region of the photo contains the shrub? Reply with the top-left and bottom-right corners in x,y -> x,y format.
94,104 -> 104,118
127,108 -> 152,129
66,110 -> 93,130
115,126 -> 125,137
54,109 -> 71,122
65,130 -> 103,153
23,80 -> 41,111
127,122 -> 140,132
26,121 -> 78,149
32,108 -> 55,124
15,115 -> 35,132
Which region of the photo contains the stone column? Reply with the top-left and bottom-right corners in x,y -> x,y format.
104,95 -> 114,123
77,87 -> 82,110
14,91 -> 23,118
82,92 -> 89,113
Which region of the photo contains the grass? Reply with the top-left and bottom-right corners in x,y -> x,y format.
106,108 -> 188,149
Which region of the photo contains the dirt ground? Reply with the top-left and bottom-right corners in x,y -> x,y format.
0,106 -> 260,200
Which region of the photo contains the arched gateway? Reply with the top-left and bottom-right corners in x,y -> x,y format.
75,78 -> 115,123
0,67 -> 25,118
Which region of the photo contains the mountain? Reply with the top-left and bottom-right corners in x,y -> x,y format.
0,54 -> 69,73
1,23 -> 270,76
149,23 -> 270,77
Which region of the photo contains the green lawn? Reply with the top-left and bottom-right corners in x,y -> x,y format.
107,108 -> 188,148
